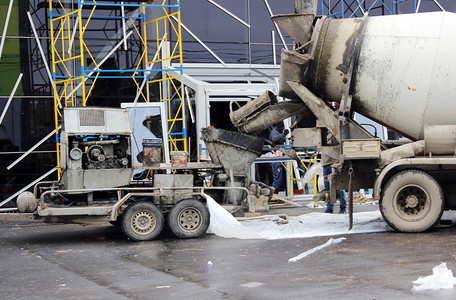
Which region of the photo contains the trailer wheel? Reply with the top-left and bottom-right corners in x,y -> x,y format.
168,199 -> 210,239
380,170 -> 444,232
121,201 -> 164,241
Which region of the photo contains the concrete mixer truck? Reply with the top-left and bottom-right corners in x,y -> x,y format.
231,11 -> 456,232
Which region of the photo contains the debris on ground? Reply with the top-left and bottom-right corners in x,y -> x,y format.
353,192 -> 373,203
288,237 -> 346,262
412,263 -> 456,291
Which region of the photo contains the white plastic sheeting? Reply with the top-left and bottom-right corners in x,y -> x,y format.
204,193 -> 390,240
412,263 -> 456,291
288,237 -> 346,262
204,194 -> 263,239
243,211 -> 390,239
302,162 -> 323,185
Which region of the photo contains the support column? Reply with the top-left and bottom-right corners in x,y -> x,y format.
294,0 -> 318,14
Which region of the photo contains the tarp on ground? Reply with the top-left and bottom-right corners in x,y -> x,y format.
204,194 -> 391,240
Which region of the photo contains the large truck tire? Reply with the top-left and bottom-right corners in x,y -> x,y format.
380,170 -> 444,232
168,199 -> 210,239
121,201 -> 164,241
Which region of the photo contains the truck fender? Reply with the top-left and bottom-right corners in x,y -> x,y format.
374,157 -> 456,201
373,158 -> 415,201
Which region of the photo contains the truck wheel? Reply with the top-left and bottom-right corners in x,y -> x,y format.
380,170 -> 444,232
168,199 -> 210,239
121,201 -> 164,241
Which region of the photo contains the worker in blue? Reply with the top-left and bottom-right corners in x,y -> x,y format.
269,122 -> 289,193
321,132 -> 347,214
322,153 -> 347,213
320,102 -> 347,214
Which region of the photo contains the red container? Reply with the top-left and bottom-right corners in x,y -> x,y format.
170,151 -> 188,167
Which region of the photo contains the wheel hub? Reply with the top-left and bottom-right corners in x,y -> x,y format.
395,185 -> 429,219
405,195 -> 419,208
132,211 -> 156,234
178,208 -> 202,232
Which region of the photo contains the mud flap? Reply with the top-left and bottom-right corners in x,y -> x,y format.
348,168 -> 354,230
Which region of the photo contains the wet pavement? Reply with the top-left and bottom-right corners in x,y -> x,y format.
2,209 -> 456,299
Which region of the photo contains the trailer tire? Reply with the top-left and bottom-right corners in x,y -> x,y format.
380,170 -> 444,233
168,199 -> 210,239
121,201 -> 164,241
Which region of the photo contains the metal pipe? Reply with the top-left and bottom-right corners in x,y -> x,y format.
207,0 -> 250,28
272,31 -> 276,66
263,0 -> 288,50
0,167 -> 58,208
121,1 -> 128,51
68,18 -> 79,55
0,151 -> 56,155
27,11 -> 54,89
172,16 -> 227,68
7,126 -> 61,170
0,0 -> 14,60
0,73 -> 23,125
0,208 -> 18,212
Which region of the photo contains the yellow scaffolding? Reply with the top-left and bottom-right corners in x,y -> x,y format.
142,2 -> 186,152
49,0 -> 186,177
49,5 -> 85,178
